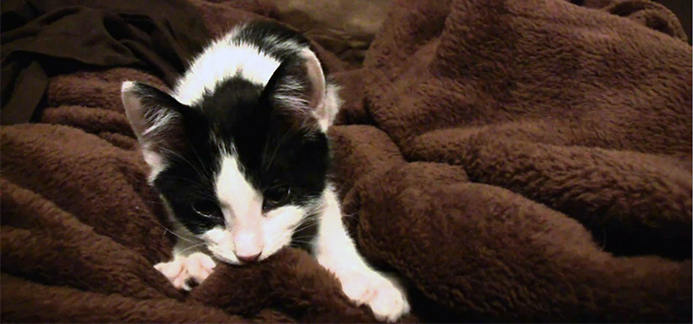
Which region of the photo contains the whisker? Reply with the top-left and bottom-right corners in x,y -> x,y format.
263,129 -> 293,171
290,239 -> 315,244
176,243 -> 207,255
293,220 -> 320,233
289,238 -> 317,249
261,136 -> 273,172
276,231 -> 293,243
341,211 -> 359,219
185,138 -> 208,180
293,226 -> 319,237
290,237 -> 317,243
160,225 -> 194,243
304,212 -> 322,219
297,217 -> 319,225
271,230 -> 301,250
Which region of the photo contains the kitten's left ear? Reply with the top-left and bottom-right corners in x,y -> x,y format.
121,81 -> 194,179
264,49 -> 339,131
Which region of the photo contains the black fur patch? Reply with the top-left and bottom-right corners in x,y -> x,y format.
235,20 -> 330,76
148,81 -> 329,237
146,75 -> 330,235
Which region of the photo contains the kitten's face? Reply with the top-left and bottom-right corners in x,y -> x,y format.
121,53 -> 335,264
154,89 -> 330,263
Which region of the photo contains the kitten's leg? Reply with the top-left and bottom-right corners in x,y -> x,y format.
313,188 -> 410,322
154,239 -> 216,291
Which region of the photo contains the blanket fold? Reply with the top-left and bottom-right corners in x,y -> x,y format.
1,0 -> 210,125
1,0 -> 690,322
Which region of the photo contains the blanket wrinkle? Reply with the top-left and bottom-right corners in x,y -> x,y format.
602,0 -> 689,42
1,0 -> 210,125
1,273 -> 244,323
1,0 -> 691,322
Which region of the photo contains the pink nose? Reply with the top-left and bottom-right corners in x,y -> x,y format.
236,252 -> 261,263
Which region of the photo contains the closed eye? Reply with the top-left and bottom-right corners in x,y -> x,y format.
192,200 -> 222,218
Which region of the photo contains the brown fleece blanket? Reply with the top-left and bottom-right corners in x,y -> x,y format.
1,0 -> 691,322
0,0 -> 214,125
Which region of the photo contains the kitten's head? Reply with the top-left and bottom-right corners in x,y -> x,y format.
121,50 -> 337,264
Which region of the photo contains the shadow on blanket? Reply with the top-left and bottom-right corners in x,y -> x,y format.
1,0 -> 691,322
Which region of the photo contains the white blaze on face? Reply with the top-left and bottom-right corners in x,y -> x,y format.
207,153 -> 316,264
214,154 -> 265,260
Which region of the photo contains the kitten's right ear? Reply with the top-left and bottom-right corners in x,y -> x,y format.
121,81 -> 189,177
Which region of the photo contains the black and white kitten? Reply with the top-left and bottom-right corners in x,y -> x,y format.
120,21 -> 409,321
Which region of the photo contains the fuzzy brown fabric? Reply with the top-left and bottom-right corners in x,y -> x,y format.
1,0 -> 691,322
0,0 -> 214,125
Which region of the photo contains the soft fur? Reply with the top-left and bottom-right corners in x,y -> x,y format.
120,21 -> 409,321
1,0 -> 691,323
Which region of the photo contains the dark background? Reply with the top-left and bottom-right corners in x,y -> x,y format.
656,0 -> 691,44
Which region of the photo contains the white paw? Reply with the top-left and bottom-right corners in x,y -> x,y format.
337,269 -> 410,322
154,252 -> 216,291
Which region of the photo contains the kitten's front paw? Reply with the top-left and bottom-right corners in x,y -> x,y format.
154,252 -> 216,291
337,270 -> 410,322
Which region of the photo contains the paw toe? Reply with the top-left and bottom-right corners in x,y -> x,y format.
184,253 -> 216,282
172,272 -> 187,290
337,271 -> 410,322
155,254 -> 216,292
154,261 -> 183,280
370,289 -> 410,322
198,254 -> 216,270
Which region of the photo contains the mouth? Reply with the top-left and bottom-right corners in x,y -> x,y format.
213,255 -> 241,265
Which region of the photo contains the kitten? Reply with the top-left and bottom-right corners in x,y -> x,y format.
120,21 -> 409,321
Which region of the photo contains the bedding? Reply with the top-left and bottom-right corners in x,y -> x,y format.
1,0 -> 691,322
